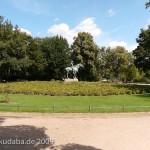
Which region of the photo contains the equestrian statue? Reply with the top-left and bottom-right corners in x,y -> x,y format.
65,61 -> 83,79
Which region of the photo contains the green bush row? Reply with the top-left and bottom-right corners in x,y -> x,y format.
0,81 -> 149,96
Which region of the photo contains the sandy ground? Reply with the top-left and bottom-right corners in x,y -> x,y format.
0,112 -> 150,150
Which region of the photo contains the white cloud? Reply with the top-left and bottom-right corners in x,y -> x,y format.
20,28 -> 31,35
107,9 -> 116,17
108,41 -> 127,48
127,44 -> 138,52
108,41 -> 137,52
48,23 -> 70,35
47,18 -> 136,52
75,18 -> 101,36
48,18 -> 101,43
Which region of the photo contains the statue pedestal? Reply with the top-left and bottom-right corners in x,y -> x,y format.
64,78 -> 78,82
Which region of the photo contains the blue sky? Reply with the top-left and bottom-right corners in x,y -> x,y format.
0,0 -> 149,51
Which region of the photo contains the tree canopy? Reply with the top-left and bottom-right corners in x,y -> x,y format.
0,15 -> 149,82
133,26 -> 150,73
0,16 -> 45,81
145,0 -> 150,9
99,46 -> 133,81
71,32 -> 100,81
39,36 -> 70,80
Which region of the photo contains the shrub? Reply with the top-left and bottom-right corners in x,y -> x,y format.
0,81 -> 149,96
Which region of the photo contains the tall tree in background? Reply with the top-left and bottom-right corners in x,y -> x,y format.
71,32 -> 100,81
0,16 -> 45,81
0,16 -> 13,80
133,26 -> 150,73
130,1 -> 150,82
26,37 -> 46,80
126,64 -> 141,82
97,47 -> 111,80
105,46 -> 133,81
40,36 -> 70,80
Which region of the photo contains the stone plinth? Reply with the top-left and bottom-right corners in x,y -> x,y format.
64,78 -> 78,82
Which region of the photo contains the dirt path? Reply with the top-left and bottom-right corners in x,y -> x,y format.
0,112 -> 150,150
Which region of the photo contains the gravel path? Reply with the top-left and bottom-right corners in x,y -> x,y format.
0,112 -> 150,150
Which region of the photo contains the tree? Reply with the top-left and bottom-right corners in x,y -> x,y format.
0,16 -> 20,80
133,26 -> 150,73
40,36 -> 70,80
105,46 -> 133,81
126,64 -> 141,82
0,16 -> 45,81
26,37 -> 46,80
97,47 -> 111,80
71,32 -> 100,81
146,0 -> 150,9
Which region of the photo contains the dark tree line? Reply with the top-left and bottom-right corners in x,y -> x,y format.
0,15 -> 149,82
0,16 -> 70,81
38,36 -> 70,80
0,16 -> 45,81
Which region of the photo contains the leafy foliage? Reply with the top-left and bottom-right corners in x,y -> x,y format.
98,46 -> 133,82
0,16 -> 149,82
133,26 -> 150,73
71,32 -> 100,81
146,0 -> 150,9
0,81 -> 149,96
0,16 -> 46,81
126,64 -> 141,82
39,36 -> 70,80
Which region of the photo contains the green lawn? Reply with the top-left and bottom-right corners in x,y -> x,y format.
0,94 -> 150,113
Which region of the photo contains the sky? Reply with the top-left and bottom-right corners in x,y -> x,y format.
0,0 -> 150,51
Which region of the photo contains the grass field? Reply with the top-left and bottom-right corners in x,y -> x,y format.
0,94 -> 150,113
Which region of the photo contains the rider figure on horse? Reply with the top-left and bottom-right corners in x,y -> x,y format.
65,61 -> 83,79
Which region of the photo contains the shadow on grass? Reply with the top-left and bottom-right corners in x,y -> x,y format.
134,94 -> 150,97
134,94 -> 150,101
113,84 -> 150,94
50,143 -> 102,150
0,125 -> 52,150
